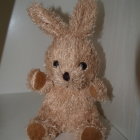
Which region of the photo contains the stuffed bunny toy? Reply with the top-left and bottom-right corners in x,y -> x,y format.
27,0 -> 110,140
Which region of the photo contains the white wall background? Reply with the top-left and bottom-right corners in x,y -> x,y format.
101,0 -> 140,139
0,0 -> 140,140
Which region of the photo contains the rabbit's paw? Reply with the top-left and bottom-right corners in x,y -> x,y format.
28,69 -> 46,90
27,123 -> 46,140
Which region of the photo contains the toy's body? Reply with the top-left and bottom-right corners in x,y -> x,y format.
38,86 -> 104,132
27,0 -> 110,140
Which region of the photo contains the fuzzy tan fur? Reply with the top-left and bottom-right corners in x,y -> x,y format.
27,0 -> 110,140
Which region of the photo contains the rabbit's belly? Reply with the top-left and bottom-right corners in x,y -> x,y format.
43,87 -> 98,130
47,102 -> 94,131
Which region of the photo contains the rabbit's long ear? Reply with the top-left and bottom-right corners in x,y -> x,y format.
70,0 -> 97,37
28,3 -> 68,37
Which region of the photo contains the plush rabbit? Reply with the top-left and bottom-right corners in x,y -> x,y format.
27,0 -> 110,140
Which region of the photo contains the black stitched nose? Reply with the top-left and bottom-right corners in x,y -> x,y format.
63,72 -> 70,81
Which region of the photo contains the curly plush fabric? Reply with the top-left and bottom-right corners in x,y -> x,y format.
27,0 -> 110,140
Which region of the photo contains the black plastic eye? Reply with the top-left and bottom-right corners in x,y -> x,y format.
79,62 -> 87,70
53,60 -> 59,67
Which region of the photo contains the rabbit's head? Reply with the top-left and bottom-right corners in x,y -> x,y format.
28,0 -> 100,89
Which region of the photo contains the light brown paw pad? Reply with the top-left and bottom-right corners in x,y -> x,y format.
28,69 -> 46,90
27,123 -> 45,140
81,127 -> 102,140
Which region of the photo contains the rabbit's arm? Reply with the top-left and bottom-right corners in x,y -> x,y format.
27,69 -> 53,94
90,78 -> 109,102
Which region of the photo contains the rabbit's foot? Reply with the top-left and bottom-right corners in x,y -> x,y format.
81,127 -> 102,140
27,122 -> 46,140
